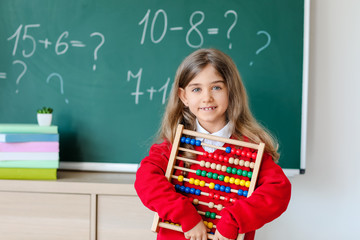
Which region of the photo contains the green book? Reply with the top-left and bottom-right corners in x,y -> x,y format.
0,168 -> 57,180
0,124 -> 58,134
0,160 -> 59,169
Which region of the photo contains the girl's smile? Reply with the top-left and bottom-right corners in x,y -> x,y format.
178,64 -> 229,133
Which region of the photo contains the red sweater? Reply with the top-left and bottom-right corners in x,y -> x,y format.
135,139 -> 291,240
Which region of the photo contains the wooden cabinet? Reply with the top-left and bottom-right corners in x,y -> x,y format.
0,171 -> 156,240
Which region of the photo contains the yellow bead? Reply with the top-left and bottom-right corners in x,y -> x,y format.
194,179 -> 200,186
200,180 -> 206,187
178,175 -> 184,182
240,180 -> 245,186
224,176 -> 230,183
235,179 -> 241,185
209,182 -> 215,189
229,177 -> 235,184
245,181 -> 251,188
189,178 -> 194,184
203,221 -> 208,226
207,221 -> 213,229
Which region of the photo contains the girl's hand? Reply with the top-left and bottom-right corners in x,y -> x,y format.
212,230 -> 234,240
184,220 -> 209,240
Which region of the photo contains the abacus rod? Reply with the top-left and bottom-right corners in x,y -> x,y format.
171,175 -> 247,195
176,156 -> 199,164
198,210 -> 221,219
182,129 -> 261,149
174,165 -> 197,173
176,155 -> 255,170
178,147 -> 203,155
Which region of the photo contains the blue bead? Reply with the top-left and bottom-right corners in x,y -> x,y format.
180,137 -> 186,143
190,138 -> 196,145
185,138 -> 191,144
185,187 -> 190,193
195,189 -> 201,195
243,191 -> 248,197
214,184 -> 220,191
220,185 -> 226,192
190,188 -> 196,194
175,184 -> 180,191
180,186 -> 186,192
195,140 -> 201,146
225,187 -> 231,193
225,147 -> 231,153
237,189 -> 243,196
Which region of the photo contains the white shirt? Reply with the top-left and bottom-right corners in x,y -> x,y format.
195,119 -> 233,153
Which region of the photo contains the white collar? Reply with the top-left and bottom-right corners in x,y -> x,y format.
196,119 -> 232,153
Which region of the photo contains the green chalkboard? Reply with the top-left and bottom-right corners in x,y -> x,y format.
0,0 -> 308,173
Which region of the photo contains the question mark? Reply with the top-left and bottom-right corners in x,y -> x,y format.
46,73 -> 69,104
12,60 -> 27,94
224,10 -> 238,50
249,30 -> 271,66
90,32 -> 105,71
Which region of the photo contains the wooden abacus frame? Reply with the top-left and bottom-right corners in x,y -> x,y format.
151,124 -> 265,240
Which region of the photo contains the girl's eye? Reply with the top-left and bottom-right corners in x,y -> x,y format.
212,86 -> 221,90
192,88 -> 201,92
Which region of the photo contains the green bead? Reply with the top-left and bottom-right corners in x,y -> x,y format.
212,173 -> 218,180
219,175 -> 225,181
207,172 -> 213,178
226,167 -> 232,173
247,171 -> 253,178
232,168 -> 237,174
201,170 -> 207,177
210,212 -> 216,219
242,170 -> 248,177
196,169 -> 201,176
237,169 -> 242,176
205,211 -> 211,218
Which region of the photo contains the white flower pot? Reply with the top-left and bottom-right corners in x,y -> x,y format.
37,113 -> 52,126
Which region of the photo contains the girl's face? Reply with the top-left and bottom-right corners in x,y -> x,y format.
179,64 -> 229,133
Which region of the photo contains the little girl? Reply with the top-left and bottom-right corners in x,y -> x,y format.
135,48 -> 291,240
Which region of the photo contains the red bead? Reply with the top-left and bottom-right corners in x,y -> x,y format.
213,154 -> 218,160
203,152 -> 208,158
209,192 -> 214,199
218,155 -> 223,161
246,152 -> 252,158
236,149 -> 241,155
208,153 -> 213,159
231,148 -> 236,154
189,197 -> 194,202
223,156 -> 229,162
252,153 -> 257,159
224,196 -> 230,202
214,194 -> 220,200
241,150 -> 246,157
231,198 -> 237,203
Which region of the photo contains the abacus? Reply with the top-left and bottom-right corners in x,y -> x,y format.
151,124 -> 265,240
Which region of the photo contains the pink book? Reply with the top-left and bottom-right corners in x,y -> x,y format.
0,142 -> 59,152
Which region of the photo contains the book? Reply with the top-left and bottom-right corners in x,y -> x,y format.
0,160 -> 59,169
0,133 -> 59,143
0,168 -> 57,180
0,142 -> 59,152
0,152 -> 59,161
0,124 -> 58,134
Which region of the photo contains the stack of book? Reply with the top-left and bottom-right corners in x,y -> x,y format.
0,124 -> 59,180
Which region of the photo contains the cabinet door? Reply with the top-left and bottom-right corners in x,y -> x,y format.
0,191 -> 90,240
97,195 -> 156,240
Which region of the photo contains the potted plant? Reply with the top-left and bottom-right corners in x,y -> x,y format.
37,107 -> 53,126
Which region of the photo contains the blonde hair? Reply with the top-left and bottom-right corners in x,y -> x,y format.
157,48 -> 280,162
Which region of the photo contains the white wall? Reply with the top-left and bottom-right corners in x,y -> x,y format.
257,0 -> 360,239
